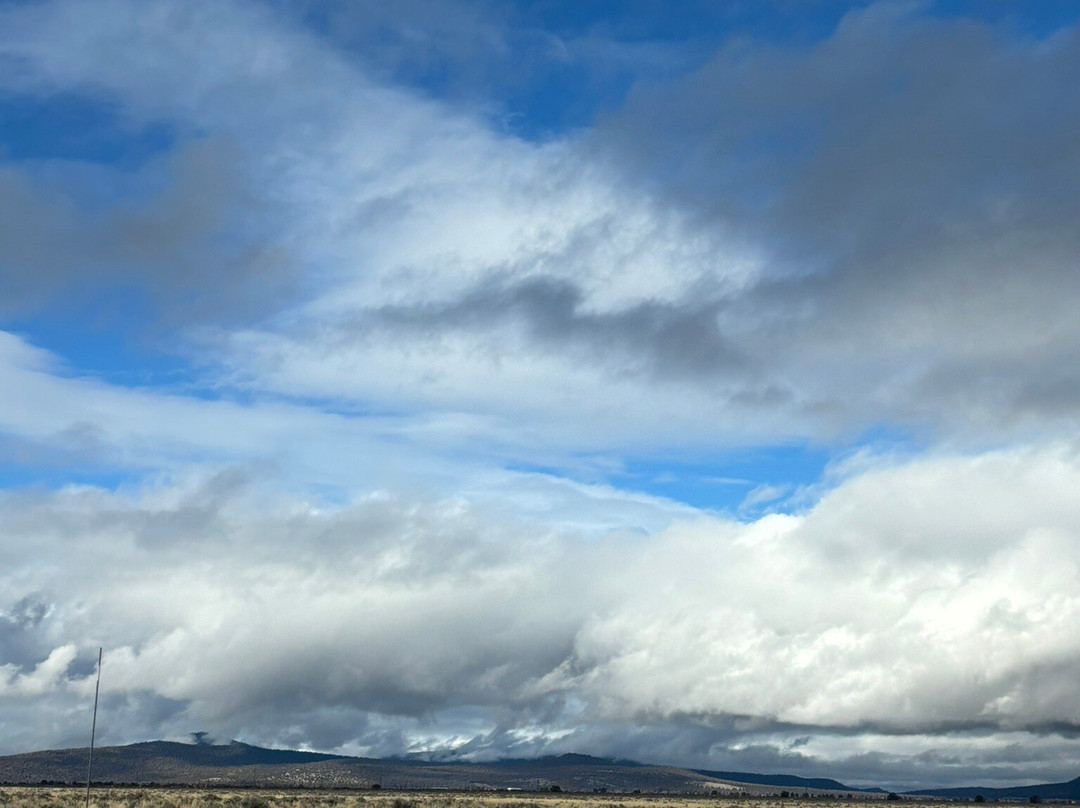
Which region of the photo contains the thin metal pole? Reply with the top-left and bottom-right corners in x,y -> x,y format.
85,647 -> 102,808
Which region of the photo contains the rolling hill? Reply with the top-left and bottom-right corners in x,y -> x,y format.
905,776 -> 1080,801
8,740 -> 1073,799
0,741 -> 870,795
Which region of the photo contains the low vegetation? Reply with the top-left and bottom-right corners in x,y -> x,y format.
0,787 -> 965,808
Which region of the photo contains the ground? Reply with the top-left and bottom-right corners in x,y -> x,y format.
0,787 -> 960,808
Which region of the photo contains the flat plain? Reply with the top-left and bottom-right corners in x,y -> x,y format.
0,788 -> 958,808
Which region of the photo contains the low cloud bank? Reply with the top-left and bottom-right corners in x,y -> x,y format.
3,443 -> 1080,786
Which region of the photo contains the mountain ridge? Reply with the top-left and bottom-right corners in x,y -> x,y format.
694,769 -> 866,792
3,740 -> 1078,799
905,775 -> 1080,801
0,741 -> 864,794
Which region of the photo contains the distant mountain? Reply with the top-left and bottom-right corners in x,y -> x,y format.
490,753 -> 639,768
0,741 -> 875,795
0,741 -> 349,787
695,769 -> 863,792
906,775 -> 1080,801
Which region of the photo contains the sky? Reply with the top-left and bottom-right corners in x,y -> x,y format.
1,0 -> 1080,792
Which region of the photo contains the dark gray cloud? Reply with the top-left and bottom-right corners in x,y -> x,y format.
0,134 -> 292,326
581,5 -> 1080,435
598,6 -> 1080,233
0,596 -> 53,672
361,276 -> 744,381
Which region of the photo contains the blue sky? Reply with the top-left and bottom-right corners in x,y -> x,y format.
2,0 -> 1080,791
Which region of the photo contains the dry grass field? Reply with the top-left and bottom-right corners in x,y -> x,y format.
0,788 -> 958,808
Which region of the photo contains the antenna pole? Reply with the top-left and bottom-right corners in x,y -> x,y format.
85,647 -> 102,808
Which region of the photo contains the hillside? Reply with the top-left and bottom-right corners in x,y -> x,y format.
905,776 -> 1080,801
695,769 -> 867,792
0,742 -> 869,795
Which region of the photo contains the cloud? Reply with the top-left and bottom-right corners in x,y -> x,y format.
4,442 -> 1080,786
3,0 -> 771,450
1,1 -> 1078,454
562,443 -> 1080,736
0,132 -> 287,322
0,644 -> 77,697
592,4 -> 1080,438
221,2 -> 1080,446
740,483 -> 790,510
0,330 -> 700,538
0,471 -> 600,748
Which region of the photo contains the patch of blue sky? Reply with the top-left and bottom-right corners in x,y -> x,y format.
0,91 -> 176,168
527,422 -> 928,517
612,442 -> 834,515
507,441 -> 833,515
4,293 -> 203,392
515,0 -> 856,45
289,0 -> 865,143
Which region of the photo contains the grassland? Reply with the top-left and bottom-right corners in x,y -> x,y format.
0,787 -> 959,808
